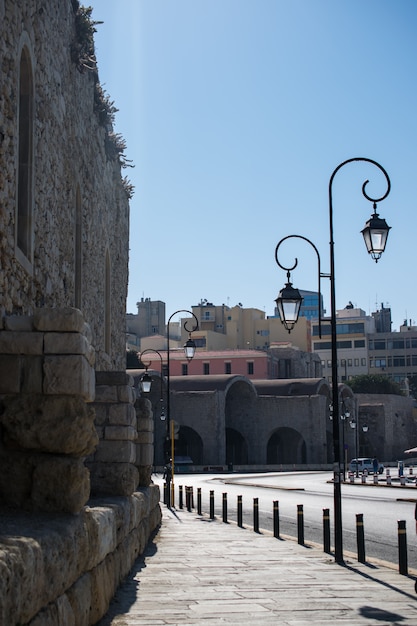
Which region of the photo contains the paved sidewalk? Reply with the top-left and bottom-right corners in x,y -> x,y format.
97,504 -> 417,626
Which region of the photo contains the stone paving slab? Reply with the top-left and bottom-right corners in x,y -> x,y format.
97,505 -> 417,625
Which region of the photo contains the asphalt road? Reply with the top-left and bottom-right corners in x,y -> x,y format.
153,471 -> 417,569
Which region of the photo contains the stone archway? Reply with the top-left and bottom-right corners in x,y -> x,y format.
267,427 -> 306,464
225,427 -> 248,465
176,425 -> 203,465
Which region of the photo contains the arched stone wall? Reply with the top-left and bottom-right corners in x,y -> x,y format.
267,427 -> 306,464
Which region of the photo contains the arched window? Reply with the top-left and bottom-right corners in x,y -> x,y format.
74,186 -> 82,308
16,44 -> 34,266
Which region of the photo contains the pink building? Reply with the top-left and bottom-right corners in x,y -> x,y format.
141,349 -> 275,379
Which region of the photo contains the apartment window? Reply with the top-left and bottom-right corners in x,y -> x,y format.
247,361 -> 254,375
348,359 -> 353,366
375,358 -> 386,368
354,358 -> 359,366
181,363 -> 188,376
361,358 -> 366,366
369,339 -> 386,350
225,362 -> 232,374
203,362 -> 210,375
354,340 -> 365,348
327,360 -> 332,368
387,338 -> 405,350
17,44 -> 34,264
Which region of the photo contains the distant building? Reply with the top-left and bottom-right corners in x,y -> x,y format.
126,298 -> 165,350
311,305 -> 375,383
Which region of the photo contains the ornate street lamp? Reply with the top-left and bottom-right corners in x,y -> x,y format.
165,310 -> 199,504
138,349 -> 166,421
274,157 -> 391,564
275,274 -> 303,333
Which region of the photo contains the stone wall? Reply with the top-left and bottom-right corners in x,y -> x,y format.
0,308 -> 97,513
0,0 -> 129,371
356,393 -> 417,461
0,2 -> 161,624
0,308 -> 161,624
0,487 -> 161,626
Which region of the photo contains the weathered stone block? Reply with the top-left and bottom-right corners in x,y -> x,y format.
4,314 -> 33,331
88,462 -> 139,497
83,507 -> 117,565
94,385 -> 118,403
0,355 -> 21,393
43,355 -> 95,400
34,307 -> 85,333
20,355 -> 44,393
95,371 -> 133,386
135,396 -> 153,419
95,440 -> 136,463
66,573 -> 92,626
93,403 -> 108,426
137,417 -> 154,433
43,331 -> 90,356
0,450 -> 33,508
31,458 -> 91,514
118,384 -> 136,404
0,330 -> 44,355
109,403 -> 136,426
136,431 -> 153,445
0,395 -> 98,456
104,425 -> 137,441
136,443 -> 154,466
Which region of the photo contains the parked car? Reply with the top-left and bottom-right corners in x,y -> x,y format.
349,458 -> 384,474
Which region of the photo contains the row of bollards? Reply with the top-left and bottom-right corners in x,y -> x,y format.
173,483 -> 411,576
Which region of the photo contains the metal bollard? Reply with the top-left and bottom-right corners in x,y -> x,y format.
209,490 -> 215,519
400,476 -> 406,486
222,492 -> 228,523
191,486 -> 194,509
197,487 -> 202,515
237,495 -> 243,527
253,498 -> 259,533
373,474 -> 378,485
356,513 -> 366,563
273,500 -> 280,539
361,473 -> 366,484
187,486 -> 192,512
164,482 -> 171,507
297,504 -> 304,545
323,508 -> 331,554
349,471 -> 354,483
179,485 -> 183,509
398,520 -> 408,575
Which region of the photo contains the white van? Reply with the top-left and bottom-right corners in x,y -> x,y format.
349,458 -> 384,474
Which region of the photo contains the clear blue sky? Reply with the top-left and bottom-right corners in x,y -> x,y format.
91,0 -> 417,331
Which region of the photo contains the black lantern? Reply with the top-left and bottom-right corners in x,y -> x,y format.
275,279 -> 303,333
361,206 -> 391,262
140,370 -> 152,393
183,335 -> 196,361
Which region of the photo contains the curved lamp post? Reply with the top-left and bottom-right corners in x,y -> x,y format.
138,349 -> 166,421
166,310 -> 199,494
274,157 -> 391,563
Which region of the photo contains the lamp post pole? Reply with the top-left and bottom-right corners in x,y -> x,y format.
166,310 -> 199,504
274,157 -> 391,564
350,417 -> 369,477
